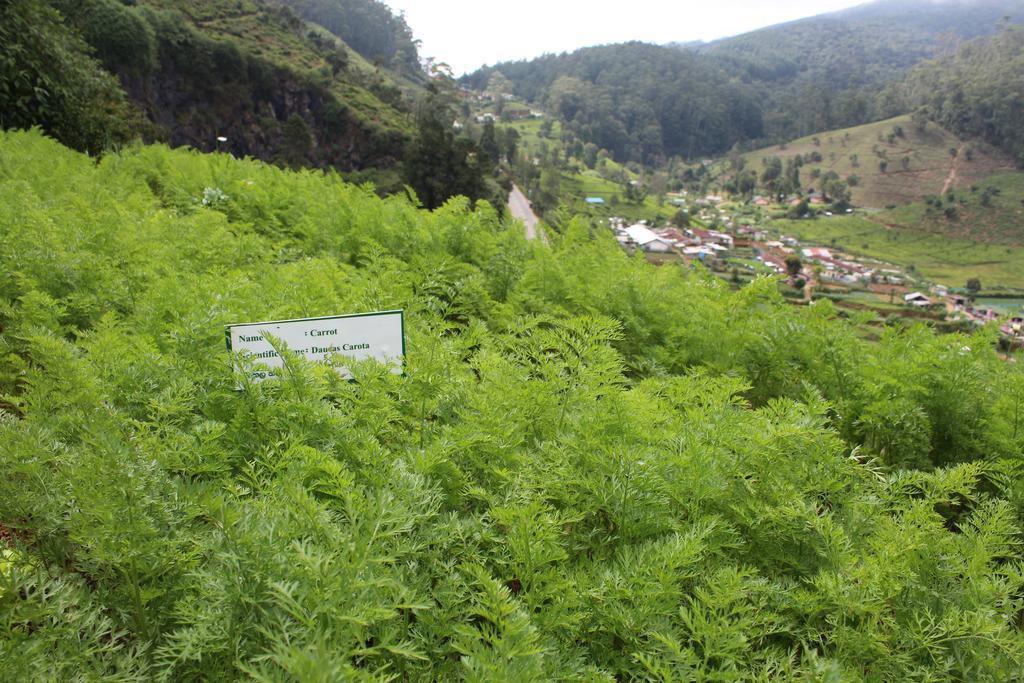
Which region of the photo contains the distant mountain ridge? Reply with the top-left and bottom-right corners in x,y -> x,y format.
693,0 -> 1024,139
465,0 -> 1023,165
463,42 -> 764,164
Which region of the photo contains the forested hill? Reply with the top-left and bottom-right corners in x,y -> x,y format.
885,25 -> 1024,167
276,0 -> 422,79
465,0 -> 1022,165
696,0 -> 1024,141
463,43 -> 764,165
1,0 -> 424,171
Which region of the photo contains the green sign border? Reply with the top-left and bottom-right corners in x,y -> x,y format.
224,309 -> 406,373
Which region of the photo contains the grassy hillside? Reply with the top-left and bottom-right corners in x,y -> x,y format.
17,0 -> 420,173
137,0 -> 414,133
274,0 -> 423,78
737,115 -> 1017,208
879,172 -> 1024,245
4,130 -> 1024,678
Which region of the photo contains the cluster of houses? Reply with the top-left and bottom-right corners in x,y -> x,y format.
936,288 -> 1024,341
610,217 -> 908,287
464,88 -> 543,122
606,207 -> 1024,344
474,109 -> 541,124
611,220 -> 736,262
797,246 -> 898,286
1003,318 -> 1024,342
753,193 -> 826,208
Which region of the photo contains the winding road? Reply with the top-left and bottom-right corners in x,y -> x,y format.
508,184 -> 545,242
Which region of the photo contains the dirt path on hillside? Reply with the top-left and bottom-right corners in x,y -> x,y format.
940,144 -> 965,195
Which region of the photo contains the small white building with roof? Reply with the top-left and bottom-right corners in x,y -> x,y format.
904,292 -> 932,307
625,224 -> 673,253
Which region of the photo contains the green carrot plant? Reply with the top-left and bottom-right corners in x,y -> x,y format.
1,130 -> 1023,680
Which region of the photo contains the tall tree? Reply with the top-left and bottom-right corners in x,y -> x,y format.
479,119 -> 500,167
403,81 -> 487,210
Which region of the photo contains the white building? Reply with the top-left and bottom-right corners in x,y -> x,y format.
802,247 -> 832,260
904,292 -> 932,307
708,231 -> 734,249
625,224 -> 673,253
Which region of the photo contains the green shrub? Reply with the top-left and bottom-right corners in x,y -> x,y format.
0,1 -> 133,154
55,0 -> 158,76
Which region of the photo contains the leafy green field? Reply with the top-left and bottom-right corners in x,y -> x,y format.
3,131 -> 1024,680
775,215 -> 1024,289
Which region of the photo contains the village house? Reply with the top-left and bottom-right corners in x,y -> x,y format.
878,268 -> 906,285
692,228 -> 733,250
904,292 -> 932,307
757,253 -> 788,274
683,245 -> 715,260
801,247 -> 833,260
1001,317 -> 1024,339
625,224 -> 674,253
655,228 -> 691,245
503,108 -> 532,120
818,257 -> 871,285
709,231 -> 734,249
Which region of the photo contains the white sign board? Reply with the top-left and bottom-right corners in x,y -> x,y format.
226,310 -> 404,383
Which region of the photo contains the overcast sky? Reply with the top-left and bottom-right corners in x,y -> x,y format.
385,0 -> 872,75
